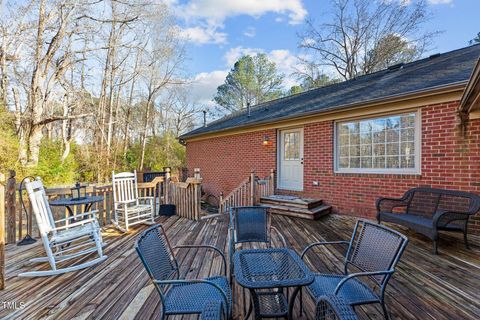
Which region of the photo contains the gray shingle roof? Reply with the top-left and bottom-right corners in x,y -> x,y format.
180,44 -> 480,140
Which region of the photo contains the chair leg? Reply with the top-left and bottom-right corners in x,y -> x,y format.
464,231 -> 470,250
433,240 -> 438,254
381,302 -> 390,320
299,288 -> 303,317
242,287 -> 247,318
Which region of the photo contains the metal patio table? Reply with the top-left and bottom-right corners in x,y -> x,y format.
50,195 -> 104,223
233,248 -> 314,320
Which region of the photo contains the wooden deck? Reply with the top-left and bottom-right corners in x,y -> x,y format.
1,214 -> 479,319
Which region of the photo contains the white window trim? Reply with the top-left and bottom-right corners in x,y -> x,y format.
334,110 -> 421,175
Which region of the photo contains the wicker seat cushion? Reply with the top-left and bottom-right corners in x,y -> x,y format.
377,212 -> 435,238
164,276 -> 231,314
307,274 -> 378,305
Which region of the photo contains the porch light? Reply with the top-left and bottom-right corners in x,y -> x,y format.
262,135 -> 272,146
71,182 -> 87,200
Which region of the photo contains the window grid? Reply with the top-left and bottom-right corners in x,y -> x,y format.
336,113 -> 417,172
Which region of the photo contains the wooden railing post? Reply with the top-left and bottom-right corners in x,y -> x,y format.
219,192 -> 224,214
164,167 -> 171,205
0,172 -> 6,290
250,170 -> 255,206
194,168 -> 201,179
6,170 -> 16,244
269,169 -> 275,195
193,169 -> 202,220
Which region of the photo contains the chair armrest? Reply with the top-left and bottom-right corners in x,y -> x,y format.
432,210 -> 470,226
174,245 -> 227,275
115,200 -> 137,206
376,196 -> 408,213
138,196 -> 154,201
154,279 -> 230,318
334,270 -> 395,295
54,210 -> 99,224
301,241 -> 349,259
52,218 -> 98,231
270,226 -> 288,247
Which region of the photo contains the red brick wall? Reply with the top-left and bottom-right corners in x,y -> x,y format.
301,101 -> 480,234
185,129 -> 277,199
186,101 -> 480,233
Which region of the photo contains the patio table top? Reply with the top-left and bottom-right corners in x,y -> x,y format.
233,248 -> 314,289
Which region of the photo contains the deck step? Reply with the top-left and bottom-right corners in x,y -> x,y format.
259,196 -> 331,220
260,195 -> 323,209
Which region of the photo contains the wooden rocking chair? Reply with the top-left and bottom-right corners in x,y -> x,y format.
19,178 -> 107,277
112,171 -> 155,232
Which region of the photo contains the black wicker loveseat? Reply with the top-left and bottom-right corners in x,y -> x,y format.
377,187 -> 480,254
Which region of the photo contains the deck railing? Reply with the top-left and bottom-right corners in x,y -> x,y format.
165,168 -> 202,220
2,168 -> 204,244
0,168 -> 203,290
2,171 -> 166,243
218,169 -> 275,214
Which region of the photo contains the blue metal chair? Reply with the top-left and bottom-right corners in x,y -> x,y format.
301,220 -> 408,319
201,301 -> 225,320
315,295 -> 358,320
229,206 -> 287,318
228,206 -> 287,282
135,224 -> 232,319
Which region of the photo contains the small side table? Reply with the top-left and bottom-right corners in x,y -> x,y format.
50,195 -> 104,223
234,248 -> 314,320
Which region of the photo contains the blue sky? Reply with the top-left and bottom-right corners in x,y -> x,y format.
166,0 -> 480,108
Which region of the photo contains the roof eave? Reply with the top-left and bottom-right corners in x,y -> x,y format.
180,81 -> 467,141
459,58 -> 480,114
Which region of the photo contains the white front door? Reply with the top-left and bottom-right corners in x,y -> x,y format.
278,128 -> 304,190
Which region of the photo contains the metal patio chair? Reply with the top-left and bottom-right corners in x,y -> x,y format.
228,206 -> 287,280
201,301 -> 225,320
301,220 -> 408,319
228,206 -> 287,317
135,224 -> 232,319
315,295 -> 358,320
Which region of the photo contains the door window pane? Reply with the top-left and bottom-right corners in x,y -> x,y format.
284,132 -> 301,160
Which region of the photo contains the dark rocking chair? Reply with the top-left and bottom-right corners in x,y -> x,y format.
135,224 -> 232,319
301,220 -> 408,319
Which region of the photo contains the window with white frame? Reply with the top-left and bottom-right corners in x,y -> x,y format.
335,112 -> 420,174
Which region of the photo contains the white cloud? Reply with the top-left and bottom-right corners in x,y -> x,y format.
188,70 -> 229,106
243,27 -> 256,38
224,46 -> 263,66
223,46 -> 305,89
168,0 -> 307,46
176,0 -> 307,25
180,26 -> 227,44
428,0 -> 452,4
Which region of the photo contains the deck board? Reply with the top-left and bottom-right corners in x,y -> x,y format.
1,214 -> 479,319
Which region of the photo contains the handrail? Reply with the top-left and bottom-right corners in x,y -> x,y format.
218,169 -> 275,214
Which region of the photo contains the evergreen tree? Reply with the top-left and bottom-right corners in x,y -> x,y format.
214,54 -> 284,112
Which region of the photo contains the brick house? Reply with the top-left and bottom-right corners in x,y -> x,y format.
180,44 -> 480,234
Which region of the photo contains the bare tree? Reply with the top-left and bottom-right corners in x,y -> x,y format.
299,0 -> 437,80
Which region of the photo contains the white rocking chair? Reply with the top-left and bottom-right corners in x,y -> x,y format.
112,170 -> 155,232
19,178 -> 107,277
